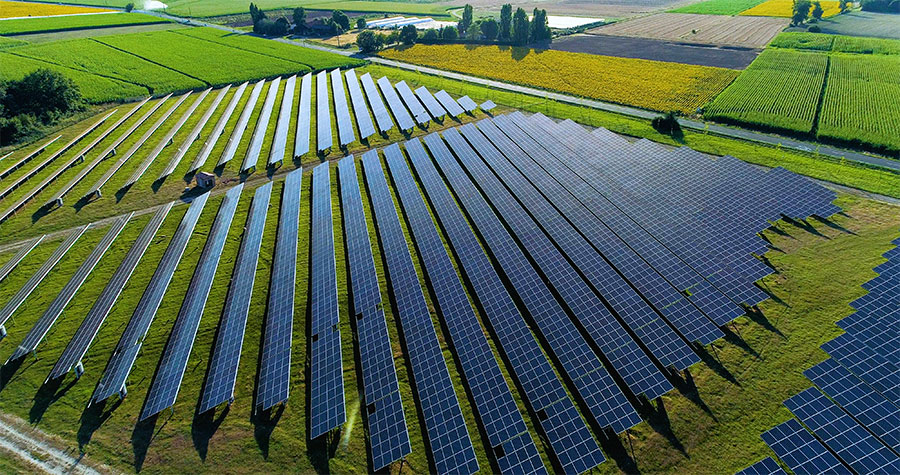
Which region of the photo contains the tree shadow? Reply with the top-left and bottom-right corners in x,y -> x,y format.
191,405 -> 229,461
78,397 -> 123,451
30,375 -> 78,423
694,344 -> 740,387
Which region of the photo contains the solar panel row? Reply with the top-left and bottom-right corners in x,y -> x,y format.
242,77 -> 281,172
361,150 -> 479,474
141,185 -> 243,420
331,69 -> 356,147
317,71 -> 333,152
434,90 -> 464,117
821,332 -> 900,406
457,96 -> 478,113
7,212 -> 131,363
200,182 -> 271,413
219,79 -> 264,167
382,144 -> 545,473
377,76 -> 414,131
309,162 -> 345,439
48,202 -> 173,381
268,75 -> 296,167
360,73 -> 393,134
161,85 -> 230,178
0,235 -> 44,284
0,135 -> 61,180
414,86 -> 446,120
395,81 -> 429,125
761,419 -> 847,474
191,82 -> 248,172
294,73 -> 312,158
92,192 -> 210,403
344,70 -> 376,140
0,225 -> 87,330
404,137 -> 605,473
336,155 -> 410,470
737,457 -> 785,475
257,168 -> 302,411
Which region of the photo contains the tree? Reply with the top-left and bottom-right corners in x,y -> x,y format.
2,69 -> 83,124
332,10 -> 350,30
458,4 -> 473,34
481,18 -> 499,41
399,24 -> 418,44
357,30 -> 382,53
386,31 -> 400,44
791,0 -> 811,25
466,20 -> 481,39
249,3 -> 266,24
255,17 -> 288,36
124,2 -> 134,12
441,25 -> 458,41
356,17 -> 366,29
512,7 -> 529,45
651,112 -> 681,136
293,7 -> 307,31
811,1 -> 824,20
499,4 -> 512,40
423,28 -> 439,41
530,8 -> 550,42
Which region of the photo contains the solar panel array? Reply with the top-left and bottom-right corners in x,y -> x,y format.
200,182 -> 271,413
7,213 -> 130,363
242,77 -> 281,172
330,69 -> 355,147
48,202 -> 173,381
309,162 -> 345,439
316,71 -> 333,152
0,135 -> 60,180
269,75 -> 296,167
162,85 -> 230,178
220,79 -> 264,166
457,95 -> 478,113
434,90 -> 464,117
395,81 -> 429,125
191,82 -> 247,172
92,192 -> 209,403
360,72 -> 393,134
257,168 -> 302,411
344,70 -> 376,140
377,76 -> 415,131
294,73 -> 313,158
761,419 -> 846,474
0,235 -> 44,283
336,155 -> 410,470
361,149 -> 479,474
414,86 -> 446,119
736,457 -> 785,475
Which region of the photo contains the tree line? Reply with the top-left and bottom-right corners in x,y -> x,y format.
1,69 -> 84,146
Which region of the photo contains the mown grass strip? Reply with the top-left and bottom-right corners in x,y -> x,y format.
0,13 -> 166,35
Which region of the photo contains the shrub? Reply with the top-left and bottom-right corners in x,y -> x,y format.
808,24 -> 822,32
356,17 -> 366,29
481,18 -> 499,41
651,111 -> 681,136
0,68 -> 84,146
356,29 -> 382,53
423,28 -> 439,42
441,25 -> 458,41
400,24 -> 418,45
125,2 -> 134,12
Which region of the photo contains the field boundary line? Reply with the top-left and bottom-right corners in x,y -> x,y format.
168,29 -> 316,72
4,48 -> 156,95
810,55 -> 830,137
90,37 -> 211,87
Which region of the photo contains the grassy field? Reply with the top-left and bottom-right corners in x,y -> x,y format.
771,31 -> 900,54
669,0 -> 766,15
0,12 -> 165,35
785,11 -> 900,39
0,35 -> 26,48
740,0 -> 841,17
46,0 -> 456,18
0,51 -> 146,102
0,0 -> 112,18
379,44 -> 739,114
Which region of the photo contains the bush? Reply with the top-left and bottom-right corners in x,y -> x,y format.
651,111 -> 681,136
125,2 -> 134,12
254,17 -> 288,36
441,25 -> 458,41
356,29 -> 382,53
423,28 -> 439,42
356,17 -> 366,29
860,0 -> 900,11
808,24 -> 822,32
400,24 -> 418,45
0,68 -> 84,146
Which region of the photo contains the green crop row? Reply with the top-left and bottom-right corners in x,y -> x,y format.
0,51 -> 146,102
669,0 -> 766,15
0,12 -> 166,35
704,49 -> 827,134
770,32 -> 900,54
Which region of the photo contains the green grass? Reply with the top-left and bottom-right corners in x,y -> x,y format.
0,51 -> 146,102
57,0 -> 455,18
771,31 -> 900,54
769,31 -> 836,50
0,12 -> 166,35
0,35 -> 27,48
669,0 -> 767,15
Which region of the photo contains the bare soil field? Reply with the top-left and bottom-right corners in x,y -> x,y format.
464,0 -> 694,18
784,11 -> 900,39
589,12 -> 790,48
550,33 -> 760,68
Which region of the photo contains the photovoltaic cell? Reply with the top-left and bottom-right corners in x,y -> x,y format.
822,332 -> 900,406
7,213 -> 130,363
200,182 -> 272,413
480,100 -> 496,111
191,82 -> 248,172
295,73 -> 312,158
0,135 -> 60,180
360,73 -> 393,134
48,202 -> 173,381
344,70 -> 376,140
92,192 -> 209,403
736,457 -> 785,475
457,95 -> 478,113
317,71 -> 333,152
361,150 -> 478,474
0,226 -> 87,329
162,85 -> 231,178
434,90 -> 464,117
414,86 -> 446,120
140,184 -> 242,420
331,69 -> 356,146
219,79 -> 264,166
395,81 -> 429,125
269,75 -> 296,166
377,76 -> 414,131
0,235 -> 44,284
383,144 -> 544,473
242,77 -> 281,172
761,419 -> 847,474
257,168 -> 302,411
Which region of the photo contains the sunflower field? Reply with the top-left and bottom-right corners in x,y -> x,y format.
739,0 -> 841,17
379,45 -> 739,114
0,0 -> 112,18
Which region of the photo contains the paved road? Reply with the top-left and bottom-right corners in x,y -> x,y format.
142,10 -> 900,173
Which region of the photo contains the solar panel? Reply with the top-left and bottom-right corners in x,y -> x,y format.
404,137 -> 604,472
480,100 -> 496,111
269,75 -> 296,167
822,332 -> 900,406
190,82 -> 248,172
331,69 -> 356,147
48,202 -> 172,382
377,76 -> 414,131
219,79 -> 264,166
141,185 -> 243,420
360,73 -> 393,134
257,168 -> 302,411
394,81 -> 429,125
336,155 -> 410,469
0,112 -> 111,201
0,226 -> 87,330
414,86 -> 446,120
46,95 -> 168,208
737,457 -> 785,475
344,70 -> 376,140
317,71 -> 333,152
457,95 -> 478,113
0,135 -> 60,180
309,162 -> 346,438
382,144 -> 544,472
421,132 -> 640,434
784,387 -> 900,473
7,213 -> 130,363
200,182 -> 272,413
88,92 -> 189,198
761,419 -> 847,474
294,73 -> 313,158
92,192 -> 209,403
434,90 -> 464,117
360,150 -> 478,474
0,235 -> 44,284
161,85 -> 230,178
242,77 -> 281,172
128,87 -> 212,186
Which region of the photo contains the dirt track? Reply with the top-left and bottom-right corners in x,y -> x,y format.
0,412 -> 106,475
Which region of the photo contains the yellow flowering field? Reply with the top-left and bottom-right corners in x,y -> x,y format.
0,0 -> 113,19
740,0 -> 841,18
379,45 -> 739,114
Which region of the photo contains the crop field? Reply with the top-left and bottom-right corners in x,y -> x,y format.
670,0 -> 767,15
769,31 -> 836,50
53,0 -> 456,18
0,0 -> 113,18
588,13 -> 790,48
0,51 -> 146,102
818,54 -> 900,152
788,11 -> 900,39
0,12 -> 166,35
380,44 -> 738,113
772,31 -> 900,54
0,35 -> 26,48
549,34 -> 761,69
740,0 -> 841,17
